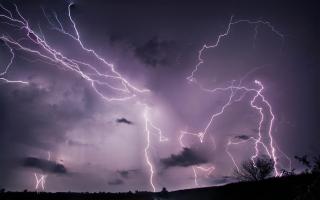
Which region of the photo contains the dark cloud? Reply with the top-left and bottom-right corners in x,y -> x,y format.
234,135 -> 250,140
116,118 -> 133,125
23,157 -> 67,174
117,169 -> 139,179
135,37 -> 177,67
108,178 -> 124,185
161,148 -> 208,168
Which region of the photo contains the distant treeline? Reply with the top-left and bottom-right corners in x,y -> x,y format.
0,173 -> 319,200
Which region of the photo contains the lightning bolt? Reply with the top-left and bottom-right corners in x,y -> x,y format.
192,166 -> 215,186
187,16 -> 284,83
226,136 -> 258,172
183,80 -> 280,177
0,3 -> 148,101
0,40 -> 29,84
143,104 -> 168,192
274,142 -> 292,173
1,3 -> 292,191
179,130 -> 216,187
0,3 -> 164,191
181,15 -> 288,184
34,151 -> 51,191
34,173 -> 47,191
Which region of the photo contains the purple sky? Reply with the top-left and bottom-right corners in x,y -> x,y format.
0,0 -> 319,192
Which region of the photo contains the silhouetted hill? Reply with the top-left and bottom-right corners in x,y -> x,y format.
0,173 -> 319,200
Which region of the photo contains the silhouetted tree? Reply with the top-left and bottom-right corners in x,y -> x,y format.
0,188 -> 5,193
161,187 -> 168,193
295,155 -> 312,173
280,168 -> 295,176
233,155 -> 274,181
295,154 -> 320,174
158,187 -> 169,198
312,155 -> 320,174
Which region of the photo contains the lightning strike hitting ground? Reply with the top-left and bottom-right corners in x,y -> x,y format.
192,166 -> 215,186
226,136 -> 258,172
0,2 -> 293,192
0,2 -> 156,191
0,3 -> 148,101
182,80 -> 281,178
143,104 -> 168,192
183,15 -> 288,179
34,152 -> 51,191
275,143 -> 292,173
34,173 -> 47,190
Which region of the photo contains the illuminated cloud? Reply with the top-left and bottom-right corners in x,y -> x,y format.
0,0 -> 318,193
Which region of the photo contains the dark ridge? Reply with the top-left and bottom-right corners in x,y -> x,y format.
0,173 -> 319,200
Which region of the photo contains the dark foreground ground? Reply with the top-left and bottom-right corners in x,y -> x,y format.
1,174 -> 319,200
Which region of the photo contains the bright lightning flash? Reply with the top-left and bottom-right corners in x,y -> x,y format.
180,15 -> 289,185
0,3 -> 292,192
143,104 -> 168,192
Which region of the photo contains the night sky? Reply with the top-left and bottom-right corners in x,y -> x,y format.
0,0 -> 319,192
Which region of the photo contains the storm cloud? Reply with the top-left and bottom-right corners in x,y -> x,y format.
234,135 -> 251,140
23,157 -> 67,174
0,0 -> 318,193
134,37 -> 177,67
161,148 -> 208,168
116,118 -> 133,125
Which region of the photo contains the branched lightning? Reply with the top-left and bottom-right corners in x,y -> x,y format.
181,15 -> 288,184
187,16 -> 284,83
143,104 -> 168,192
0,3 -> 148,101
274,142 -> 292,172
34,173 -> 47,190
192,166 -> 215,186
226,136 -> 258,172
0,40 -> 29,84
34,151 -> 51,191
0,2 -> 163,191
0,3 -> 293,191
182,79 -> 281,178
